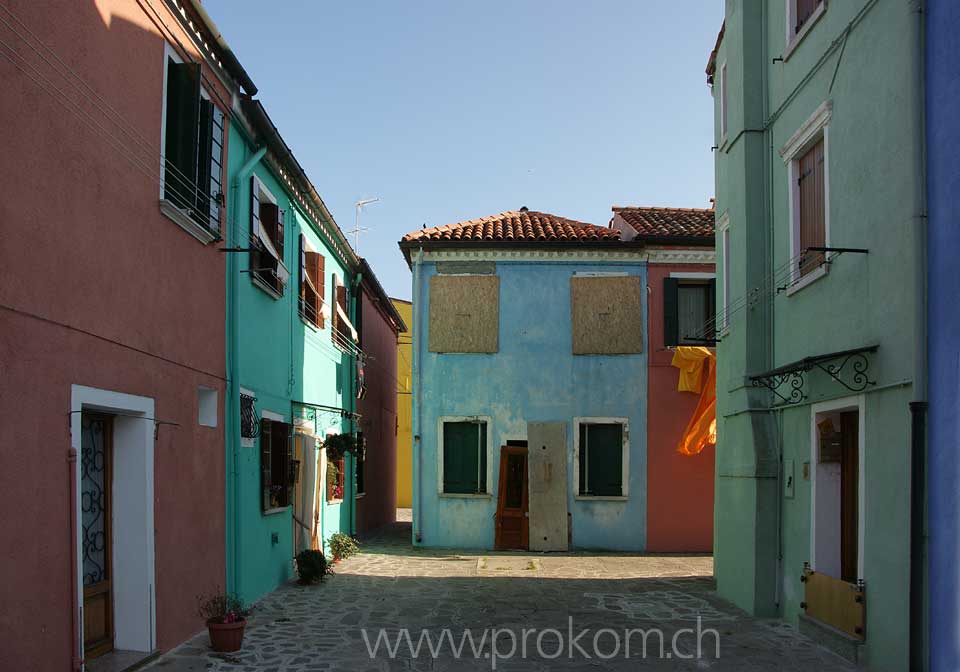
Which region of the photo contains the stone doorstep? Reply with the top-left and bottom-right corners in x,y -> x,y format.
798,613 -> 864,665
477,557 -> 543,573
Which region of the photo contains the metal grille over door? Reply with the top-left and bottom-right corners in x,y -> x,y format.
81,413 -> 113,658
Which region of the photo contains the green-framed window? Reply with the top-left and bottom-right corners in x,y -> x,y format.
442,420 -> 487,494
577,421 -> 625,497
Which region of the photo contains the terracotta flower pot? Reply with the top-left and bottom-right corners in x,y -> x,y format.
207,619 -> 246,652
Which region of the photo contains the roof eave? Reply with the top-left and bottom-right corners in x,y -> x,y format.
397,238 -> 644,267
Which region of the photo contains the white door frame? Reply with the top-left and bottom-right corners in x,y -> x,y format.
809,394 -> 865,580
71,384 -> 156,664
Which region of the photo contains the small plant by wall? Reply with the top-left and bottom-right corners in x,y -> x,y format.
329,532 -> 359,561
295,549 -> 331,584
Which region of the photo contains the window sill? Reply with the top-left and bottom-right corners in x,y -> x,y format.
785,265 -> 828,296
326,498 -> 344,505
575,495 -> 628,502
159,199 -> 219,245
439,492 -> 491,499
251,273 -> 284,300
355,492 -> 365,499
300,316 -> 321,332
783,2 -> 827,62
262,506 -> 289,516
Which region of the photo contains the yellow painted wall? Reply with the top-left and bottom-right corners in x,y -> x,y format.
391,298 -> 413,508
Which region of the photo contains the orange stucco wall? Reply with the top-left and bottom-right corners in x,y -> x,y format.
645,261 -> 716,552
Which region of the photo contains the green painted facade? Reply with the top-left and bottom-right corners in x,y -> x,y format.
225,115 -> 359,604
710,2 -> 924,669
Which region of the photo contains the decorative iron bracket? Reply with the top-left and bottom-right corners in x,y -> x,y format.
240,392 -> 261,439
749,345 -> 878,406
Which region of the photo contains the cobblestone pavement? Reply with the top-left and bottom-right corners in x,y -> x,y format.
148,521 -> 854,671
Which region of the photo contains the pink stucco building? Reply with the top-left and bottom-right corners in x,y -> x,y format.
0,1 -> 254,668
355,260 -> 407,534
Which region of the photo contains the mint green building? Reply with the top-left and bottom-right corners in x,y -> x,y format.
707,2 -> 926,668
225,98 -> 362,604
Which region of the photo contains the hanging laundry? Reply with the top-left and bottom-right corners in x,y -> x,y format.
671,346 -> 717,455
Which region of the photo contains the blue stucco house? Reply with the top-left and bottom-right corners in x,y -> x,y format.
399,209 -> 654,551
926,1 -> 960,669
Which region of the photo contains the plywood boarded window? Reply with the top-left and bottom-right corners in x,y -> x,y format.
570,276 -> 643,355
428,275 -> 499,353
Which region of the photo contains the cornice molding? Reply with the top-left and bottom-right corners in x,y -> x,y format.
420,247 -> 715,264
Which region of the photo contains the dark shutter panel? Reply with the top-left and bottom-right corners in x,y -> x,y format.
195,99 -> 213,227
299,234 -> 306,304
260,419 -> 272,511
318,255 -> 326,328
260,203 -> 280,249
163,61 -> 201,210
250,176 -> 261,239
281,423 -> 294,507
663,277 -> 680,347
478,422 -> 487,493
587,424 -> 623,497
578,423 -> 588,495
276,209 -> 285,261
707,279 -> 717,336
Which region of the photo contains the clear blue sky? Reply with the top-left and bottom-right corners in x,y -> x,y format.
204,1 -> 723,300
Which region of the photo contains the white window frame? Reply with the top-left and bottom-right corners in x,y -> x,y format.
809,395 -> 865,581
719,61 -> 728,146
436,415 -> 493,498
781,100 -> 832,295
784,0 -> 827,61
573,417 -> 630,501
718,211 -> 731,333
158,42 -> 217,244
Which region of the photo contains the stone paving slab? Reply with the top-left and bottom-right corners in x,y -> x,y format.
146,522 -> 854,671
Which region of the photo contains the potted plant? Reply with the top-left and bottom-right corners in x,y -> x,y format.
296,549 -> 332,584
323,432 -> 361,462
329,532 -> 360,562
197,590 -> 249,652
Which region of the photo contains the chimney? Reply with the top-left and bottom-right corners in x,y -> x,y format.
520,206 -> 529,213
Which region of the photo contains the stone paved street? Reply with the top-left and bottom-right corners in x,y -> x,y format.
148,521 -> 854,671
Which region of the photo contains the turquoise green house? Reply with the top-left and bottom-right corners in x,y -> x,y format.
707,2 -> 926,669
224,97 -> 361,603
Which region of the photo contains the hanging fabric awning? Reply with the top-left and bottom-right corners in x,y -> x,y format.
671,347 -> 717,456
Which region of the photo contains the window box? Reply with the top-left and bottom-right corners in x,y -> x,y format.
438,417 -> 491,495
574,418 -> 629,499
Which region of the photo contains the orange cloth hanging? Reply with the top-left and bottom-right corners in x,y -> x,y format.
671,347 -> 717,456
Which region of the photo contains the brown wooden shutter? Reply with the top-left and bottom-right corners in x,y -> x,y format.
798,138 -> 825,277
260,418 -> 272,511
796,0 -> 821,33
306,252 -> 321,327
299,234 -> 306,303
317,255 -> 326,329
276,209 -> 285,260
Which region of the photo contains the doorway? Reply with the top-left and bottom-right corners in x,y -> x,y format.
81,413 -> 114,659
495,444 -> 529,550
811,398 -> 863,583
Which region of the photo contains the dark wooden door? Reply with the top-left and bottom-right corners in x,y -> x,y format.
495,446 -> 529,550
840,411 -> 859,583
81,413 -> 113,659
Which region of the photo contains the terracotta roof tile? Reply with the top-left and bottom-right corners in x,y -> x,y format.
401,210 -> 621,245
611,206 -> 715,239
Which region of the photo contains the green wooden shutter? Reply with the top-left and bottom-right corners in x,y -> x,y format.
163,60 -> 201,210
578,423 -> 588,495
443,421 -> 481,493
707,279 -> 717,337
195,100 -> 213,226
586,424 -> 623,497
478,422 -> 487,493
663,277 -> 679,347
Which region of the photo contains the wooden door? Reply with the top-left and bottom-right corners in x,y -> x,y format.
840,411 -> 859,583
81,413 -> 113,659
495,445 -> 529,550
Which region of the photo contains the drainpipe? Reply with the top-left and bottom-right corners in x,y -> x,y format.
412,248 -> 424,543
908,1 -> 928,669
226,144 -> 266,596
350,271 -> 362,536
68,446 -> 82,672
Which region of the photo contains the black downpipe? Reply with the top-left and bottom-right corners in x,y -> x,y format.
909,401 -> 928,672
